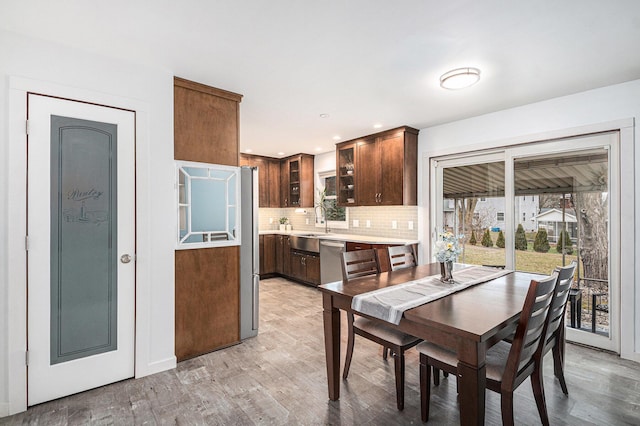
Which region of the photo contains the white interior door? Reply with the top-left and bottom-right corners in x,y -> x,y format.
27,94 -> 135,405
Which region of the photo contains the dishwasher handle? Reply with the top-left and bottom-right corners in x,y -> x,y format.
320,241 -> 346,248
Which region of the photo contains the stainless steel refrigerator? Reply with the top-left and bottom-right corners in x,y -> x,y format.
240,166 -> 259,339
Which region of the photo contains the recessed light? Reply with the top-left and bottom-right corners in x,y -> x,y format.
332,135 -> 341,141
373,123 -> 382,129
245,148 -> 253,153
440,67 -> 481,90
320,113 -> 329,118
277,152 -> 285,156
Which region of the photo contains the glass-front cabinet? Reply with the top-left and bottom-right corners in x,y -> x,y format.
337,142 -> 356,205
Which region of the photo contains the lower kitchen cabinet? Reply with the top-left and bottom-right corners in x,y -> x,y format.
260,234 -> 277,276
290,250 -> 320,285
275,234 -> 291,276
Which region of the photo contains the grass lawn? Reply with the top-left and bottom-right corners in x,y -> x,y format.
459,232 -> 578,275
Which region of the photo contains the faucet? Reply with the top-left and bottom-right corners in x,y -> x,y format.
315,205 -> 330,234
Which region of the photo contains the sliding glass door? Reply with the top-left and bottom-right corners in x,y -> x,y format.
432,132 -> 619,352
434,153 -> 506,268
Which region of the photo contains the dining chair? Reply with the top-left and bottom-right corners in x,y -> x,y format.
388,245 -> 417,271
340,249 -> 422,411
417,273 -> 558,425
543,261 -> 577,395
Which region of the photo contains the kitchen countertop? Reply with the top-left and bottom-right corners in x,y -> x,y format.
258,230 -> 418,245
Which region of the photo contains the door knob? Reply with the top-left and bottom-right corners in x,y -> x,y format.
120,254 -> 133,264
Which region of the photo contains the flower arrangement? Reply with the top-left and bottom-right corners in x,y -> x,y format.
279,217 -> 289,225
433,230 -> 463,263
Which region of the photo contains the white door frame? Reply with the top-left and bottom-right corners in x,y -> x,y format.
6,77 -> 155,414
424,118 -> 637,361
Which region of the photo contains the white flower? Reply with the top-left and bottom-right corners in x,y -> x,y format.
433,229 -> 463,263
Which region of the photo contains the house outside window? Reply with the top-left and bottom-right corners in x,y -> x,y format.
497,212 -> 505,221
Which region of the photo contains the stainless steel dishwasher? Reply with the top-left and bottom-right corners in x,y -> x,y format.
320,240 -> 346,284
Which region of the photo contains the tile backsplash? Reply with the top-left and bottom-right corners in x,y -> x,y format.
258,206 -> 418,240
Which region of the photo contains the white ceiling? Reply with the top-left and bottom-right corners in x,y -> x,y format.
2,1 -> 640,158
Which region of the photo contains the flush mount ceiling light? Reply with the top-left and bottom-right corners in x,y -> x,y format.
440,67 -> 481,90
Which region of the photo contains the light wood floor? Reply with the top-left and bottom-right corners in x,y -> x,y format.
3,277 -> 640,425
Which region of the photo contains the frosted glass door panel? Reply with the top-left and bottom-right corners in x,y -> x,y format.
50,115 -> 118,364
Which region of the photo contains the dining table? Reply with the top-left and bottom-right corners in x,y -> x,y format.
318,263 -> 545,426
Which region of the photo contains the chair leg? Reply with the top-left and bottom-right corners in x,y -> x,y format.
552,344 -> 569,395
382,346 -> 389,360
393,349 -> 405,411
433,367 -> 440,386
531,366 -> 550,426
419,353 -> 431,422
500,391 -> 515,426
343,315 -> 356,380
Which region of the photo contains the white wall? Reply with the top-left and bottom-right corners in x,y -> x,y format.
417,79 -> 640,362
0,30 -> 176,414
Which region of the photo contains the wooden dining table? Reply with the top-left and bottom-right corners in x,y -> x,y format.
318,263 -> 544,426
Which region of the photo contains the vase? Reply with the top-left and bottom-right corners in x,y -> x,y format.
440,261 -> 454,283
279,224 -> 286,231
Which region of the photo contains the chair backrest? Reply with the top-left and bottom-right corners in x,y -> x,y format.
502,273 -> 558,389
341,249 -> 380,281
388,245 -> 417,271
543,261 -> 577,351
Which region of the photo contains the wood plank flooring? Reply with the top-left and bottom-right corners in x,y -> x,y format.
3,277 -> 640,425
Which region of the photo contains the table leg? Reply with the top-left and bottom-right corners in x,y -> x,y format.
323,293 -> 341,400
457,343 -> 486,426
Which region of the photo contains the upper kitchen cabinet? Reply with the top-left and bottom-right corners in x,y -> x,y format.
240,154 -> 281,208
281,154 -> 314,208
336,126 -> 419,206
337,142 -> 357,205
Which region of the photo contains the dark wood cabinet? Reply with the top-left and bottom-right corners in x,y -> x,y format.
174,77 -> 243,361
260,234 -> 277,275
281,154 -> 314,207
289,250 -> 320,285
240,154 -> 281,208
337,142 -> 357,205
336,126 -> 418,206
275,234 -> 291,275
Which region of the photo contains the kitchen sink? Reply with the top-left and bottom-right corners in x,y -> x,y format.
289,235 -> 320,253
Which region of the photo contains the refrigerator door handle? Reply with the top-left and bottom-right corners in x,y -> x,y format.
252,274 -> 260,330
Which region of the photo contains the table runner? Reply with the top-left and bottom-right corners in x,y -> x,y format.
351,264 -> 512,325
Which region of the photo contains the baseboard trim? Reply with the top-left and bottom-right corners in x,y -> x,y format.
136,356 -> 177,379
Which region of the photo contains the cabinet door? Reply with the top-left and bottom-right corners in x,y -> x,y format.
262,234 -> 276,274
298,155 -> 315,208
268,159 -> 281,208
378,133 -> 405,205
290,251 -> 305,280
305,254 -> 321,285
282,236 -> 291,276
280,160 -> 289,207
275,235 -> 284,274
256,157 -> 270,208
337,143 -> 356,206
288,157 -> 301,207
356,137 -> 379,205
